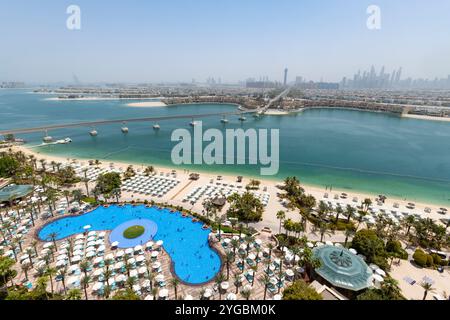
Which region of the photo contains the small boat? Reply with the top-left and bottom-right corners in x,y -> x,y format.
56,138 -> 72,144
189,121 -> 198,127
89,129 -> 98,137
43,136 -> 53,143
221,117 -> 229,124
239,116 -> 247,121
153,124 -> 160,130
121,127 -> 129,133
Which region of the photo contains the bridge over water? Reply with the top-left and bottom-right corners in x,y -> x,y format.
0,110 -> 255,136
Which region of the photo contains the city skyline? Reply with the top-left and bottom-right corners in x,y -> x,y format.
1,0 -> 450,83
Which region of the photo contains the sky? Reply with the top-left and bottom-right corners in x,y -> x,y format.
1,0 -> 450,84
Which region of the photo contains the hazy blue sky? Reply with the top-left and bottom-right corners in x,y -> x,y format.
1,0 -> 450,83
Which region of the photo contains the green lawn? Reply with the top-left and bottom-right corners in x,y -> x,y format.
123,225 -> 145,239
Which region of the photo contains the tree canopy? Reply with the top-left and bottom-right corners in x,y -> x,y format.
227,192 -> 264,226
282,280 -> 323,300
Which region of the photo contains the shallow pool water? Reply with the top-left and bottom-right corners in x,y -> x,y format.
38,205 -> 221,284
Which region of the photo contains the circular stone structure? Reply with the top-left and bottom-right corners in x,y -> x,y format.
109,219 -> 157,248
313,245 -> 373,291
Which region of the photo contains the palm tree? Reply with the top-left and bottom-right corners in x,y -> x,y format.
25,247 -> 34,267
170,278 -> 180,300
224,251 -> 234,280
57,267 -> 68,295
241,288 -> 252,300
259,274 -> 271,300
63,190 -> 71,208
344,228 -> 355,247
66,289 -> 82,300
276,210 -> 286,234
82,168 -> 90,196
21,263 -> 30,281
420,282 -> 435,300
214,272 -> 226,300
79,260 -> 90,278
230,239 -> 239,256
81,275 -> 91,300
233,273 -> 242,294
45,266 -> 56,294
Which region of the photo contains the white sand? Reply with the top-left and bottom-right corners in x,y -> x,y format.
402,114 -> 450,122
126,101 -> 167,108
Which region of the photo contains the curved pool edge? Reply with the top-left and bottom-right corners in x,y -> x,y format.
34,203 -> 224,285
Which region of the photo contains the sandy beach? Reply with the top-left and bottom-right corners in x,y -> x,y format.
11,145 -> 449,232
126,101 -> 167,108
44,97 -> 165,102
402,114 -> 450,122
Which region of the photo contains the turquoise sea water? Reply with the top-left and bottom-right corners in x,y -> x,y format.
38,205 -> 221,284
1,89 -> 450,205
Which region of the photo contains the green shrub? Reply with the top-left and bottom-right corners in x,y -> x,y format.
413,249 -> 428,267
426,254 -> 434,267
440,260 -> 449,266
431,253 -> 442,266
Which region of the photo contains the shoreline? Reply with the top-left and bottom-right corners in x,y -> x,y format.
126,101 -> 167,108
402,114 -> 450,122
11,145 -> 449,226
44,97 -> 165,102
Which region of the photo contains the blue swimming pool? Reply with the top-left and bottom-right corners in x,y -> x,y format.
38,205 -> 222,284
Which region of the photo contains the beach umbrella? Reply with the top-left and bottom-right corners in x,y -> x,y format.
105,253 -> 114,261
138,266 -> 147,275
115,250 -> 125,259
159,289 -> 169,298
43,242 -> 54,249
144,295 -> 154,300
247,253 -> 256,260
136,255 -> 145,263
86,246 -> 96,253
220,282 -> 230,290
375,269 -> 386,277
93,257 -> 104,265
67,276 -> 80,288
111,241 -> 119,248
115,274 -> 127,283
151,251 -> 159,258
73,250 -> 84,257
97,245 -> 105,252
184,295 -> 194,300
134,245 -> 143,252
129,269 -> 138,278
72,255 -> 82,263
255,239 -> 262,246
68,265 -> 80,273
273,294 -> 282,300
285,269 -> 294,277
156,240 -> 163,247
57,254 -> 68,261
152,261 -> 161,270
93,269 -> 104,277
88,231 -> 97,237
125,248 -> 133,255
95,239 -> 104,246
145,241 -> 154,249
98,232 -> 106,238
369,264 -> 379,271
86,241 -> 96,248
114,261 -> 124,270
203,289 -> 212,298
127,258 -> 136,265
373,274 -> 384,283
223,292 -> 236,301
325,241 -> 334,246
155,274 -> 165,283
306,242 -> 314,248
55,260 -> 67,268
142,279 -> 151,288
92,282 -> 104,292
86,251 -> 96,259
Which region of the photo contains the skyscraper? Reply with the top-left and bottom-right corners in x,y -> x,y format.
284,68 -> 288,86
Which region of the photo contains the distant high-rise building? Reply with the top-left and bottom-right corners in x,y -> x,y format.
283,68 -> 288,86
